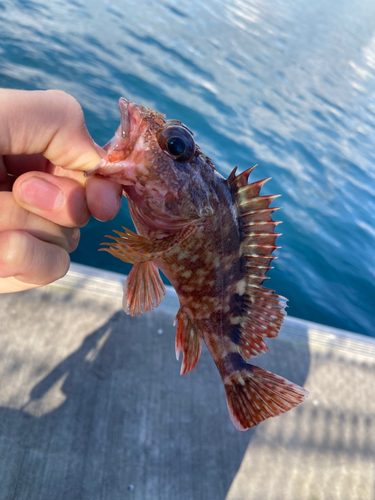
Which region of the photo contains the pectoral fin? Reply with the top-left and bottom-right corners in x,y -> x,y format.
100,224 -> 197,264
123,261 -> 166,316
174,309 -> 202,375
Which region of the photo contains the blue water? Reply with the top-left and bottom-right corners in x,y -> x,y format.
1,0 -> 375,336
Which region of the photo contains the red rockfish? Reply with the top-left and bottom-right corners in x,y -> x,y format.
90,97 -> 308,430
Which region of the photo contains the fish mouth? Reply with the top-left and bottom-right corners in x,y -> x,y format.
85,98 -> 142,179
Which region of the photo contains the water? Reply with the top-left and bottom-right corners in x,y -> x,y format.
1,0 -> 375,336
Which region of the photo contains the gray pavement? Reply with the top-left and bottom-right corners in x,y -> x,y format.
0,263 -> 374,500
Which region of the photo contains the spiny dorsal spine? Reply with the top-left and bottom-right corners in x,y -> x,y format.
228,165 -> 286,358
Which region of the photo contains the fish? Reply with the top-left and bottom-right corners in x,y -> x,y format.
89,97 -> 308,430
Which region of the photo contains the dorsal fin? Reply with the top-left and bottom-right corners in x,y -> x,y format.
228,164 -> 257,190
226,166 -> 238,186
227,165 -> 286,360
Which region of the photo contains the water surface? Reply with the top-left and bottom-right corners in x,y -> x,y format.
1,0 -> 375,335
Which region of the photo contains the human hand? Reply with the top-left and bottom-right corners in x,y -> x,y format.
0,89 -> 123,293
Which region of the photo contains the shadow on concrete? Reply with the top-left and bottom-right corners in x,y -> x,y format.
0,310 -> 311,500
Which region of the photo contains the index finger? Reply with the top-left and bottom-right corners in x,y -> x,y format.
0,89 -> 103,172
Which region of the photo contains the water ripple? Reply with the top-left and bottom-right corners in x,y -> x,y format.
1,0 -> 375,335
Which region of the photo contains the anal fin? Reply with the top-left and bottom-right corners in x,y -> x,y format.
174,309 -> 202,375
123,261 -> 166,316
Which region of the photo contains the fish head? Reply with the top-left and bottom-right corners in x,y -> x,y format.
90,98 -> 218,230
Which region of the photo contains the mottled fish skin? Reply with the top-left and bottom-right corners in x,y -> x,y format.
156,174 -> 243,370
94,98 -> 308,430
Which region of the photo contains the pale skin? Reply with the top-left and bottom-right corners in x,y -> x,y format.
0,89 -> 123,293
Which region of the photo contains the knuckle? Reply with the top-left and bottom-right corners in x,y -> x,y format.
45,90 -> 85,132
46,89 -> 82,112
0,230 -> 29,268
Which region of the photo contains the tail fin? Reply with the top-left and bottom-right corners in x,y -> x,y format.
224,364 -> 308,430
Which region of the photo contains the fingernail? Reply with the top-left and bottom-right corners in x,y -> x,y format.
18,177 -> 65,211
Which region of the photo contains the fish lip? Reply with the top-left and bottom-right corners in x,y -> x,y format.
84,98 -> 132,178
118,97 -> 130,139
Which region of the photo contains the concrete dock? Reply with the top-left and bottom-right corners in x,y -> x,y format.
0,263 -> 374,500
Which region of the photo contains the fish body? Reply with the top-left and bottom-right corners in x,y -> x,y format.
92,98 -> 308,430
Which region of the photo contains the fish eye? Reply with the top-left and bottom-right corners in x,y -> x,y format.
157,125 -> 195,162
167,137 -> 186,157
